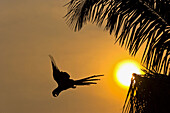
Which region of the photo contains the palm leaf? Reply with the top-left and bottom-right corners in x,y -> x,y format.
122,73 -> 170,113
65,0 -> 170,75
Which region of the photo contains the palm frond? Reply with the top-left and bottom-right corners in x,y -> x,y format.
65,0 -> 170,75
122,73 -> 170,113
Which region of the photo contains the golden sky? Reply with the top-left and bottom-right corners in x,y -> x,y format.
0,0 -> 144,113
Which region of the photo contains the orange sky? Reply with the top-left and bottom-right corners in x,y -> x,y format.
0,0 -> 144,113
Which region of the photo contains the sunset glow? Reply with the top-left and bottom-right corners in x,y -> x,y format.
115,60 -> 142,88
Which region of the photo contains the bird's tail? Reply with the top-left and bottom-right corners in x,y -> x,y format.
74,75 -> 104,85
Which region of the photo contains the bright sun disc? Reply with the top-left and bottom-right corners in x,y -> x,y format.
115,60 -> 142,88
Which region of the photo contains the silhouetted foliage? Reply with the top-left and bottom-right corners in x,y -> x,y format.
64,0 -> 170,112
49,55 -> 104,97
65,0 -> 170,75
123,73 -> 170,113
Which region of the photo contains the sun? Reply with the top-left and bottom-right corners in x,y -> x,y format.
115,60 -> 142,88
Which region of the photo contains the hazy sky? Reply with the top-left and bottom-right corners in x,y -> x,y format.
0,0 -> 143,113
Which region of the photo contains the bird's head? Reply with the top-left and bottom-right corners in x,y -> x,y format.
52,88 -> 61,97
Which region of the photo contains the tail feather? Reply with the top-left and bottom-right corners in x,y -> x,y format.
84,79 -> 100,81
77,75 -> 104,81
74,74 -> 104,85
75,82 -> 97,85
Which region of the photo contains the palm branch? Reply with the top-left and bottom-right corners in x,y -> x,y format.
64,0 -> 170,112
65,0 -> 170,75
122,73 -> 170,113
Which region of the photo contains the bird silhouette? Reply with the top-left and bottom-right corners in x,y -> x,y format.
49,55 -> 104,97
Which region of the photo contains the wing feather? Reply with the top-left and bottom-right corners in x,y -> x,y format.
49,55 -> 70,84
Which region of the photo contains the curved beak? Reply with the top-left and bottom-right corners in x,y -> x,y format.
52,93 -> 57,97
52,91 -> 57,97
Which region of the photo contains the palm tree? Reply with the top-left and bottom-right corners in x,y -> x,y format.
64,0 -> 170,112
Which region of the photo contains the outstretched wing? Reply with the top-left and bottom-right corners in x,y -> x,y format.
49,55 -> 70,84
